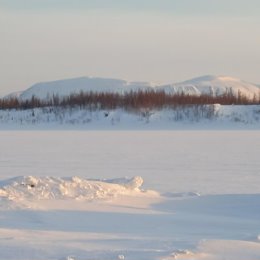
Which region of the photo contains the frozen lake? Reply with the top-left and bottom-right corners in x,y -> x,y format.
0,130 -> 260,260
0,131 -> 259,194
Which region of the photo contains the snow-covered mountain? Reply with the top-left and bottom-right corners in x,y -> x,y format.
6,75 -> 260,100
18,77 -> 153,100
159,75 -> 260,98
4,90 -> 24,99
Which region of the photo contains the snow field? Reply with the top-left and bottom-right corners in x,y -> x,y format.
1,191 -> 260,260
0,105 -> 260,130
0,131 -> 259,260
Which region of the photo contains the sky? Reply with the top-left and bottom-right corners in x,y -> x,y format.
0,0 -> 259,95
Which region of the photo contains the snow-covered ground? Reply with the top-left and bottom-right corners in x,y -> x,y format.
0,105 -> 260,130
0,131 -> 260,260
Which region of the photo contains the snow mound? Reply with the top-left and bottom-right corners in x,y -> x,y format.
0,176 -> 147,203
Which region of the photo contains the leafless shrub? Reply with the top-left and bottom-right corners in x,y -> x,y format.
0,89 -> 259,111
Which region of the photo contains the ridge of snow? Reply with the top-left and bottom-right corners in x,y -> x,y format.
0,176 -> 160,209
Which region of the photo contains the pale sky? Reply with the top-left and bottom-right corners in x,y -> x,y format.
0,0 -> 259,95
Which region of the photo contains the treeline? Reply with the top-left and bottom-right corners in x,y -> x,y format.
0,89 -> 259,110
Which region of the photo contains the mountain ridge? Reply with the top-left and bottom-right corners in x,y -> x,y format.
159,75 -> 260,98
5,75 -> 260,101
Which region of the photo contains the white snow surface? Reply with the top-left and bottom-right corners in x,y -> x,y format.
0,131 -> 260,260
8,75 -> 260,100
0,105 -> 260,130
0,176 -> 159,210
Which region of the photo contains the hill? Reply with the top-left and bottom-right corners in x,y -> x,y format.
159,75 -> 260,98
18,77 -> 153,100
7,75 -> 260,101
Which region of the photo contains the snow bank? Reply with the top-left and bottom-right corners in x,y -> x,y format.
0,105 -> 259,130
0,176 -> 155,208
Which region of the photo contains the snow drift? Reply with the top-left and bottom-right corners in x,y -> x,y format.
0,176 -> 147,202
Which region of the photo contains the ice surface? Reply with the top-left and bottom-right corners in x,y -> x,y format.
0,131 -> 259,260
1,191 -> 260,260
0,131 -> 259,194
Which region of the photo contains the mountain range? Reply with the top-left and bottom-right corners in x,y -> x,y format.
6,75 -> 260,100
